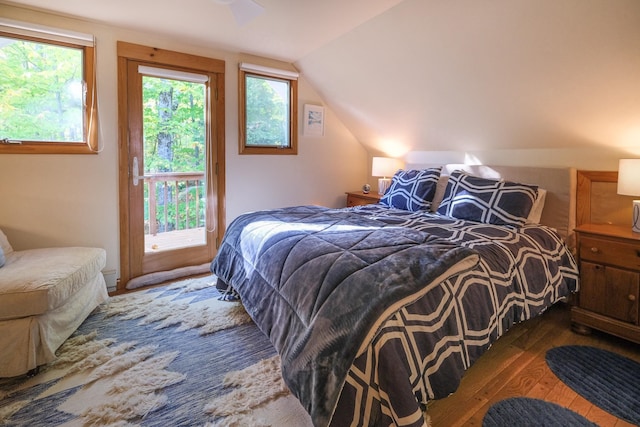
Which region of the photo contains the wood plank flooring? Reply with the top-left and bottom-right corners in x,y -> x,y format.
426,302 -> 640,426
144,227 -> 205,252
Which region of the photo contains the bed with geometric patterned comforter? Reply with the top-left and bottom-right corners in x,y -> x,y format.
210,203 -> 579,427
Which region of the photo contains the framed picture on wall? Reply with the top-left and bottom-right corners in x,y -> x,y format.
303,104 -> 324,137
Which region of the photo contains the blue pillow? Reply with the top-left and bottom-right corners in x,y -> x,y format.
0,246 -> 5,268
436,171 -> 538,227
380,168 -> 441,212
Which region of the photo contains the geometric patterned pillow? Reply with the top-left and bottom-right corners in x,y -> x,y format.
436,170 -> 538,227
380,167 -> 441,212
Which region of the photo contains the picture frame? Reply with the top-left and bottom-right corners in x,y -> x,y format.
303,104 -> 324,137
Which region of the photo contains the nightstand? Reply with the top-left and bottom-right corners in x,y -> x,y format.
572,223 -> 640,344
345,191 -> 382,207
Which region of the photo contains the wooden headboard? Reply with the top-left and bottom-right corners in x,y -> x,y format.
576,170 -> 634,227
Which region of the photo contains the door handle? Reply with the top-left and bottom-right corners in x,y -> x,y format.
133,156 -> 141,186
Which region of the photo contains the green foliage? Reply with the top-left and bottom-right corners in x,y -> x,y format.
245,75 -> 289,147
0,36 -> 84,142
141,75 -> 207,233
142,76 -> 205,173
145,180 -> 206,232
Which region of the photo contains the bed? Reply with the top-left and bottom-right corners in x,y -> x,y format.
210,164 -> 579,427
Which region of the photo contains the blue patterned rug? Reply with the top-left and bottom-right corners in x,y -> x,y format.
0,276 -> 312,426
545,345 -> 640,425
483,397 -> 597,426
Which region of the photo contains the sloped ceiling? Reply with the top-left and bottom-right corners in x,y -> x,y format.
4,0 -> 640,156
1,0 -> 404,61
297,0 -> 640,156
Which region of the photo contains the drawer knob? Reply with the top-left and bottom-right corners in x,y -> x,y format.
590,247 -> 599,253
630,295 -> 637,302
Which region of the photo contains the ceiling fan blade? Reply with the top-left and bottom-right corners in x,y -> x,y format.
228,0 -> 265,26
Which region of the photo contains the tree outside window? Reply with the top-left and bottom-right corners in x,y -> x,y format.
239,67 -> 297,155
0,31 -> 97,154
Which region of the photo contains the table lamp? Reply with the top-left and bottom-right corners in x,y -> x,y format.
372,157 -> 402,195
617,158 -> 640,233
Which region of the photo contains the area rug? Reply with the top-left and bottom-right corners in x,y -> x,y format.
482,397 -> 597,426
545,345 -> 640,425
0,275 -> 313,426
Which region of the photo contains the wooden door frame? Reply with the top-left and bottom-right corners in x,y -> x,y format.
116,41 -> 226,292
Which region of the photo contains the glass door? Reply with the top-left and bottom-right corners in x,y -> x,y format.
125,61 -> 218,283
139,66 -> 208,253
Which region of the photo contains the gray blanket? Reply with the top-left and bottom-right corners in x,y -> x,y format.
210,205 -> 478,426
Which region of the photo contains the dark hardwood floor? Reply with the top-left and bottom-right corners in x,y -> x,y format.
426,302 -> 640,426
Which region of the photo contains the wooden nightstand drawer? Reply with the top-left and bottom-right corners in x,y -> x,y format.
579,236 -> 640,269
572,223 -> 640,343
346,191 -> 382,207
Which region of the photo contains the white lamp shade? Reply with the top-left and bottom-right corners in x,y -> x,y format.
372,157 -> 402,178
617,159 -> 640,196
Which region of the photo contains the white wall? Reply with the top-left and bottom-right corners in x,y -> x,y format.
298,0 -> 640,159
2,3 -> 636,292
0,5 -> 368,290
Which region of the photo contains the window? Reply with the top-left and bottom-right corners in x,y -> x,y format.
239,62 -> 298,155
0,19 -> 97,154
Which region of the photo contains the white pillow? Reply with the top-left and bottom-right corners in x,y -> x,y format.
430,175 -> 450,212
0,229 -> 12,255
526,189 -> 547,224
0,246 -> 4,268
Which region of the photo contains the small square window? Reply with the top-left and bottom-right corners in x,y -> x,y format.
239,65 -> 298,155
0,29 -> 97,154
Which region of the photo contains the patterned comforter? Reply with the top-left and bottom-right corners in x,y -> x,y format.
210,204 -> 579,427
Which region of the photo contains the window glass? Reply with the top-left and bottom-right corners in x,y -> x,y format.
0,32 -> 96,154
239,69 -> 297,155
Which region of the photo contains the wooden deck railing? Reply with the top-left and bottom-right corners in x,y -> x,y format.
144,172 -> 206,236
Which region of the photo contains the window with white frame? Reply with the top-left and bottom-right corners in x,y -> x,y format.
0,19 -> 97,154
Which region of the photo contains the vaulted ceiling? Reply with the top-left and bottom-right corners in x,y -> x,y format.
4,0 -> 640,156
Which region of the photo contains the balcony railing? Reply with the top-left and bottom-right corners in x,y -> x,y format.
144,172 -> 206,251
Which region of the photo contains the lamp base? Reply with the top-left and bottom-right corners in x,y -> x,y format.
632,200 -> 640,233
378,178 -> 391,195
